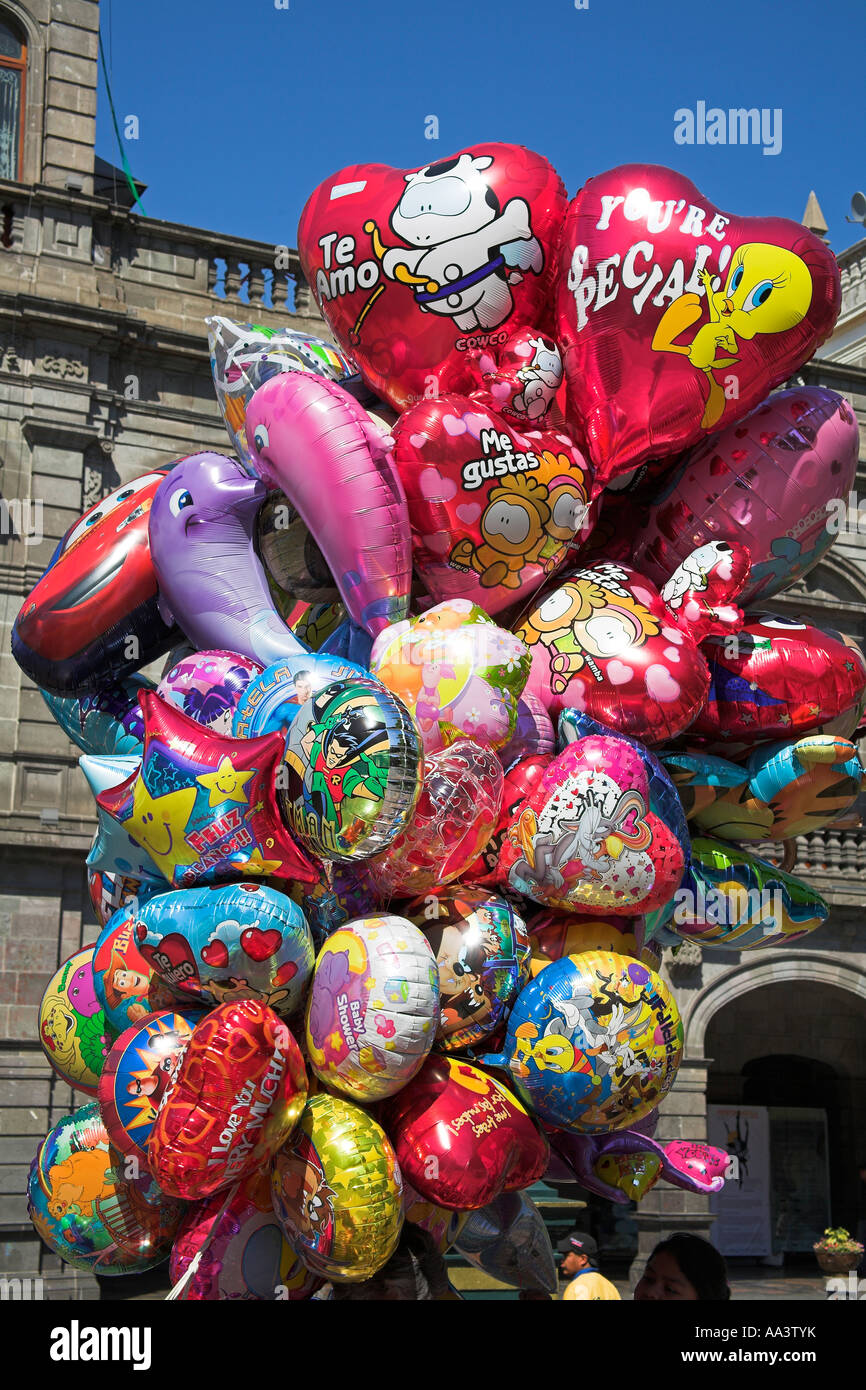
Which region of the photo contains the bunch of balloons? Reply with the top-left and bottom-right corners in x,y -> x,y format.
19,144 -> 865,1297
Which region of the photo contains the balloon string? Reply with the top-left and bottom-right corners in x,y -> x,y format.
164,1179 -> 241,1302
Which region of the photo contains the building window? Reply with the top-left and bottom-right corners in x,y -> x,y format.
0,16 -> 25,182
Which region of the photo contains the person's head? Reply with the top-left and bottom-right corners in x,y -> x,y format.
634,1234 -> 730,1302
556,1230 -> 597,1278
331,1225 -> 450,1301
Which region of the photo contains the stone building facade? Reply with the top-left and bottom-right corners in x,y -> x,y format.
0,0 -> 864,1296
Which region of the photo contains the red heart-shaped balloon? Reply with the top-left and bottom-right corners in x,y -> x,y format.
200,940 -> 229,969
379,1054 -> 548,1210
555,164 -> 841,491
298,145 -> 567,412
392,395 -> 595,613
241,927 -> 282,962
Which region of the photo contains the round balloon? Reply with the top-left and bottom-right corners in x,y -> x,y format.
408,889 -> 530,1051
497,694 -> 555,771
279,677 -> 422,861
483,952 -> 683,1133
527,910 -> 644,975
156,649 -> 264,732
131,881 -> 315,1017
305,915 -> 439,1102
370,600 -> 530,753
369,738 -> 504,898
87,867 -> 161,928
39,948 -> 110,1093
92,904 -> 178,1034
453,1191 -> 557,1292
28,1102 -> 182,1275
147,1001 -> 308,1199
232,653 -> 371,740
169,1167 -> 323,1301
271,1092 -> 403,1283
98,1008 -> 205,1158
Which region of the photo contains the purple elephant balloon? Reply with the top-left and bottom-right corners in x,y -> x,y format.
546,1126 -> 728,1204
148,453 -> 308,666
244,373 -> 411,638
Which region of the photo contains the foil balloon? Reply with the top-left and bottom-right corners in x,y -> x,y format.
380,1053 -> 548,1210
297,143 -> 567,413
498,693 -> 555,771
461,754 -> 552,887
527,910 -> 645,976
632,388 -> 859,606
300,860 -> 383,947
92,902 -> 178,1033
271,1092 -> 403,1282
40,675 -> 150,757
87,866 -> 161,928
555,164 -> 841,489
368,739 -> 504,898
28,1102 -> 183,1274
244,372 -> 411,638
482,952 -> 683,1133
305,915 -> 439,1101
670,836 -> 829,950
516,549 -> 748,741
147,1001 -> 308,1199
370,600 -> 531,752
156,649 -> 265,732
232,653 -> 371,739
149,452 -> 308,666
169,1167 -> 323,1301
407,889 -> 530,1051
207,314 -> 363,471
499,737 -> 686,915
96,690 -> 318,890
80,754 -> 165,886
279,677 -> 422,860
98,1008 -> 204,1158
402,1180 -> 470,1254
392,395 -> 594,614
674,735 -> 864,841
440,326 -> 565,426
453,1191 -> 557,1293
11,469 -> 177,693
39,948 -> 110,1093
130,881 -> 315,1016
690,614 -> 866,748
548,1127 -> 728,1202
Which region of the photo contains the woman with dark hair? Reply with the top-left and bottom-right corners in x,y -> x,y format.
634,1233 -> 731,1301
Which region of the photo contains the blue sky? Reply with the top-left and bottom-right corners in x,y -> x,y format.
97,0 -> 866,253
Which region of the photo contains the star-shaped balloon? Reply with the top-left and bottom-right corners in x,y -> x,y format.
96,691 -> 319,889
80,754 -> 165,884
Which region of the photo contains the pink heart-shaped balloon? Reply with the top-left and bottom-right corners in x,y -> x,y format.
297,145 -> 567,412
556,164 -> 841,491
393,395 -> 595,615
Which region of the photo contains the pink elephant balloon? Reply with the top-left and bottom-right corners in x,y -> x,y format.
631,387 -> 859,606
244,373 -> 411,638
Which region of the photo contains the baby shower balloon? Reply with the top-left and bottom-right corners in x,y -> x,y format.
305,916 -> 440,1102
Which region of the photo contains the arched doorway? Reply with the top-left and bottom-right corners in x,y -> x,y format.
700,975 -> 865,1258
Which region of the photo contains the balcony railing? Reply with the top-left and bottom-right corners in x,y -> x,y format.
757,826 -> 866,880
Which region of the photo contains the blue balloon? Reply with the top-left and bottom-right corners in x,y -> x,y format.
79,755 -> 164,883
232,653 -> 372,739
41,677 -> 151,756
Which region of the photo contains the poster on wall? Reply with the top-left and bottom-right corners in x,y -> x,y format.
707,1104 -> 772,1257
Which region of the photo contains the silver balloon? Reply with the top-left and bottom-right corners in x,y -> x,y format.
453,1191 -> 556,1293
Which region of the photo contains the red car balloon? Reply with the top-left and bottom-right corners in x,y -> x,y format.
12,470 -> 177,693
147,1001 -> 307,1199
556,165 -> 841,491
392,394 -> 594,615
379,1054 -> 548,1210
297,144 -> 567,412
631,388 -> 860,607
516,548 -> 748,744
689,614 -> 866,747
